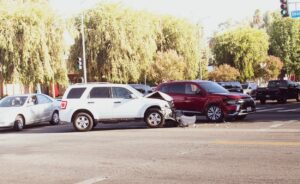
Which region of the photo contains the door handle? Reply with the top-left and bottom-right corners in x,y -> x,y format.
88,102 -> 95,104
114,101 -> 121,104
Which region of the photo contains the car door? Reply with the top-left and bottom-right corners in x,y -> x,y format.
26,95 -> 42,124
181,83 -> 207,114
161,83 -> 186,111
111,87 -> 142,119
87,87 -> 113,120
37,94 -> 53,121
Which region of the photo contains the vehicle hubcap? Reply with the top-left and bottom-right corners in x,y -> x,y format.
148,113 -> 161,126
207,106 -> 222,121
76,116 -> 90,129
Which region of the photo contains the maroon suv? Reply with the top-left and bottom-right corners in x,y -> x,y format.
156,80 -> 256,121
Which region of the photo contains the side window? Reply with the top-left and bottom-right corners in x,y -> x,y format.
90,87 -> 111,98
37,95 -> 52,104
67,88 -> 86,99
160,85 -> 169,93
112,87 -> 132,99
185,84 -> 200,95
169,84 -> 185,94
28,95 -> 38,105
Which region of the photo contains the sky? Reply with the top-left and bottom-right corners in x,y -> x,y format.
50,0 -> 280,37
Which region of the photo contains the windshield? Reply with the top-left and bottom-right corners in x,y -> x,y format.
199,82 -> 229,94
242,84 -> 248,89
0,96 -> 28,107
126,85 -> 144,97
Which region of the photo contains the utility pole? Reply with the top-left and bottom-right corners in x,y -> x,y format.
81,12 -> 87,83
197,23 -> 203,80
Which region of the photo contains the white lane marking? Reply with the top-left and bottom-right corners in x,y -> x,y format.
75,177 -> 107,184
278,108 -> 300,112
269,123 -> 283,128
256,108 -> 284,112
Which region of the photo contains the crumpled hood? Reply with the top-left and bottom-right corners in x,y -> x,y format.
144,91 -> 173,102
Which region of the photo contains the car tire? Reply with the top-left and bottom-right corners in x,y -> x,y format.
206,105 -> 224,122
260,99 -> 266,104
14,115 -> 25,131
50,111 -> 60,125
278,97 -> 287,104
73,112 -> 94,132
144,108 -> 165,128
235,115 -> 247,120
296,93 -> 300,102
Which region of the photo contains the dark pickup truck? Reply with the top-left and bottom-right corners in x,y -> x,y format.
256,80 -> 300,104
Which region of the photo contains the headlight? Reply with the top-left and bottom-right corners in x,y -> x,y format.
225,99 -> 237,105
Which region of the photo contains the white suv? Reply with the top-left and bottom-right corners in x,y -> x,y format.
60,83 -> 174,131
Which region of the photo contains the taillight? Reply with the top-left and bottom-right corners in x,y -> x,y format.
60,100 -> 68,109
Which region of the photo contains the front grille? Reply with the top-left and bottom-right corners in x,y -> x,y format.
240,97 -> 255,109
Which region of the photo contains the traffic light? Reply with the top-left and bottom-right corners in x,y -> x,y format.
77,57 -> 82,70
280,0 -> 289,17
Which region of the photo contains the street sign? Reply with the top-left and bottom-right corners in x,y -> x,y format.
291,10 -> 300,18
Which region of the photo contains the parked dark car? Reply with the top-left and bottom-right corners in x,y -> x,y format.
256,80 -> 300,104
156,80 -> 256,122
218,81 -> 243,93
129,84 -> 153,95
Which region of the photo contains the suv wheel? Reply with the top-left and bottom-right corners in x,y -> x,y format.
73,112 -> 94,132
50,111 -> 60,125
144,108 -> 165,128
206,105 -> 224,122
296,93 -> 300,102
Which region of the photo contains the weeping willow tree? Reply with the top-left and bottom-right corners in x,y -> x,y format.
69,3 -> 202,83
0,0 -> 68,88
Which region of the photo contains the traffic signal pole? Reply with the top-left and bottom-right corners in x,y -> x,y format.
81,12 -> 87,83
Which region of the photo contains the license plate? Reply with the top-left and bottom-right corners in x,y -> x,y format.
266,95 -> 270,98
247,107 -> 252,112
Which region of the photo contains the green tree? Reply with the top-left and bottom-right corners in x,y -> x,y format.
208,64 -> 240,81
212,27 -> 269,81
69,3 -> 202,84
0,0 -> 68,86
254,56 -> 283,80
268,18 -> 300,75
148,50 -> 186,83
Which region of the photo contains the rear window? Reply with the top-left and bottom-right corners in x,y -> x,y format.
67,88 -> 86,99
268,80 -> 287,88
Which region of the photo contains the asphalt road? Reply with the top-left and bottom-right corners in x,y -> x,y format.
0,101 -> 300,184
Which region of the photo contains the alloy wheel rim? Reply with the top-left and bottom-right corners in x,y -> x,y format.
76,116 -> 90,129
148,113 -> 162,126
207,106 -> 222,121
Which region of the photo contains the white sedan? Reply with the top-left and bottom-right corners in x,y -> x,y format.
0,94 -> 60,131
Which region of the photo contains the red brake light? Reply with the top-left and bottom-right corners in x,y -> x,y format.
60,100 -> 68,109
